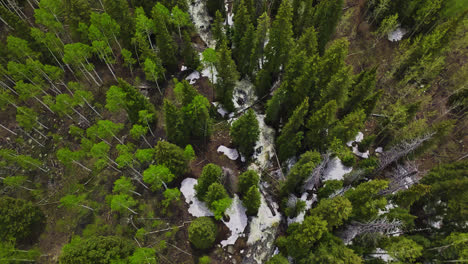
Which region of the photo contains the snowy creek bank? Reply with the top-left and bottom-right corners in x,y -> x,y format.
188,0 -> 215,48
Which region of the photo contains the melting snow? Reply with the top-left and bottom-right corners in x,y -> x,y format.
388,27 -> 407,42
181,65 -> 187,71
227,13 -> 234,26
322,157 -> 352,182
220,195 -> 248,247
375,147 -> 383,153
201,67 -> 217,83
370,248 -> 394,262
217,145 -> 239,160
212,102 -> 229,117
347,131 -> 364,147
287,193 -> 317,225
180,178 -> 213,217
188,0 -> 215,48
185,71 -> 200,84
352,145 -> 370,159
247,194 -> 281,244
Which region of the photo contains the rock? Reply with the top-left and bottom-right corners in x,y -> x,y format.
227,245 -> 235,255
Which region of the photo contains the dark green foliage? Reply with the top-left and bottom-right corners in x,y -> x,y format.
311,196 -> 352,230
311,0 -> 344,54
164,99 -> 188,145
106,79 -> 156,125
188,217 -> 217,249
238,170 -> 260,197
195,163 -> 223,199
205,182 -> 229,205
282,151 -> 321,196
305,100 -> 338,151
181,30 -> 200,69
152,3 -> 178,72
317,180 -> 343,200
284,215 -> 328,259
345,180 -> 388,221
154,141 -> 189,177
266,254 -> 289,264
207,0 -> 225,17
303,232 -> 362,263
0,6 -> 32,40
215,40 -> 239,111
276,98 -> 309,162
328,110 -> 366,144
230,109 -> 260,157
243,186 -> 261,215
104,0 -> 134,48
0,197 -> 45,244
59,236 -> 135,264
418,161 -> 468,230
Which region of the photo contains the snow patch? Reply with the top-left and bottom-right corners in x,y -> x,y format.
322,157 -> 352,182
347,131 -> 364,147
370,248 -> 394,262
287,193 -> 317,225
247,194 -> 281,244
227,13 -> 234,26
388,27 -> 407,42
180,178 -> 213,217
188,0 -> 215,47
185,71 -> 200,85
233,79 -> 257,111
201,64 -> 218,84
249,114 -> 276,172
217,145 -> 239,160
181,65 -> 187,71
352,145 -> 370,159
220,195 -> 248,247
375,147 -> 383,153
212,102 -> 229,117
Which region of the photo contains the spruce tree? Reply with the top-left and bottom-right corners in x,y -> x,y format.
243,186 -> 261,215
163,99 -> 188,146
276,98 -> 309,162
233,0 -> 251,66
194,163 -> 223,199
215,40 -> 239,112
305,100 -> 338,151
152,3 -> 178,72
181,30 -> 200,70
230,109 -> 260,157
311,0 -> 344,54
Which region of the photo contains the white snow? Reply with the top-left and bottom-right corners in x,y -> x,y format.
273,247 -> 279,256
352,145 -> 370,159
212,102 -> 229,117
227,13 -> 234,26
217,145 -> 239,160
322,157 -> 352,182
370,248 -> 394,262
201,67 -> 217,83
188,0 -> 215,48
248,113 -> 275,172
287,193 -> 317,225
181,65 -> 187,71
429,219 -> 443,229
247,194 -> 281,244
388,27 -> 407,42
180,178 -> 213,217
220,195 -> 248,247
185,71 -> 200,84
375,147 -> 383,153
233,79 -> 258,111
347,131 -> 364,147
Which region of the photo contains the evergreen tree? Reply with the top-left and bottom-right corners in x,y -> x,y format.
188,217 -> 217,249
251,12 -> 270,73
181,30 -> 200,70
195,163 -> 223,199
183,95 -> 212,140
311,0 -> 344,54
104,0 -> 134,48
328,109 -> 366,144
305,100 -> 338,151
238,170 -> 259,197
152,3 -> 178,72
243,186 -> 261,215
212,10 -> 226,46
343,67 -> 378,116
164,99 -> 188,146
154,141 -> 189,177
345,180 -> 388,221
233,0 -> 251,65
215,40 -> 239,111
263,0 -> 293,76
276,98 -> 309,162
230,109 -> 260,157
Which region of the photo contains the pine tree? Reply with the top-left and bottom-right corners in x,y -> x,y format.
342,67 -> 378,116
237,23 -> 256,76
251,12 -> 270,72
238,170 -> 259,196
243,186 -> 261,215
276,98 -> 309,162
215,40 -> 239,112
230,109 -> 260,157
181,30 -> 200,70
305,100 -> 338,151
194,163 -> 223,199
152,3 -> 178,72
163,99 -> 188,146
183,95 -> 212,140
212,11 -> 226,47
104,0 -> 134,48
263,0 -> 293,76
311,0 -> 344,54
328,109 -> 366,144
233,0 -> 251,65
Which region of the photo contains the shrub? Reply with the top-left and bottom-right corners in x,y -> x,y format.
243,186 -> 261,216
188,217 -> 217,249
238,170 -> 259,197
195,163 -> 223,199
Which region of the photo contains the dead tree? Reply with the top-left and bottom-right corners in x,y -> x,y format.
340,218 -> 403,244
377,133 -> 434,172
380,161 -> 421,196
303,152 -> 330,191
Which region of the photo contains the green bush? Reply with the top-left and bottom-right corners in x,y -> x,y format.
243,186 -> 261,216
238,170 -> 259,197
0,196 -> 45,244
199,255 -> 211,264
230,109 -> 260,157
188,217 -> 217,249
154,141 -> 189,177
59,236 -> 135,264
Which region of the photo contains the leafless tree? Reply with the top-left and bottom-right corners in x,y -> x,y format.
340,218 -> 403,244
380,161 -> 421,196
303,152 -> 330,191
377,133 -> 434,172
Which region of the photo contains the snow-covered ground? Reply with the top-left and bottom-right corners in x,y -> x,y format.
247,194 -> 281,244
287,192 -> 317,225
180,178 -> 213,217
217,145 -> 239,160
220,195 -> 248,247
322,157 -> 353,181
188,0 -> 215,48
370,248 -> 394,262
185,71 -> 200,84
347,131 -> 364,147
388,27 -> 407,42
